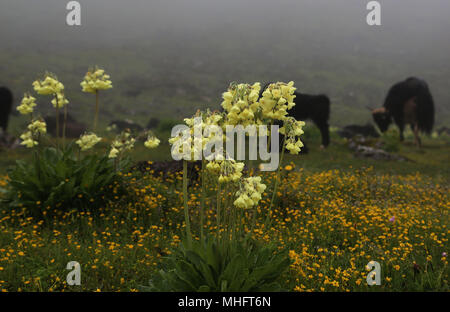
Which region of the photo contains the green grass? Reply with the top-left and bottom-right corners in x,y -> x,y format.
0,125 -> 448,292
3,123 -> 450,180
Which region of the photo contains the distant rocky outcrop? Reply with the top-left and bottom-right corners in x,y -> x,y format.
0,129 -> 21,150
437,126 -> 450,136
109,119 -> 143,133
338,124 -> 380,139
348,136 -> 409,162
146,117 -> 160,130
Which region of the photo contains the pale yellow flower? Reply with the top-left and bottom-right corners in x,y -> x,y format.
144,136 -> 160,149
33,74 -> 64,95
17,94 -> 37,115
76,133 -> 102,151
81,67 -> 113,93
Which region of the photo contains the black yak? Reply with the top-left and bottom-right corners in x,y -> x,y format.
0,87 -> 13,133
261,83 -> 331,149
371,77 -> 434,147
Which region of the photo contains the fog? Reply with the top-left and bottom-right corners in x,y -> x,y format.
1,0 -> 450,125
3,0 -> 450,48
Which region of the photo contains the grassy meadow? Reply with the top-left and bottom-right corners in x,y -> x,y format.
1,0 -> 450,294
0,124 -> 448,292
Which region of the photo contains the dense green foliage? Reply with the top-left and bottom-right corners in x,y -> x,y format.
2,144 -> 127,217
145,236 -> 290,292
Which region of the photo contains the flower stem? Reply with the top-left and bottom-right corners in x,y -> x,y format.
55,95 -> 60,150
183,160 -> 192,247
94,91 -> 99,132
264,136 -> 286,228
200,159 -> 206,242
62,104 -> 67,150
216,182 -> 222,239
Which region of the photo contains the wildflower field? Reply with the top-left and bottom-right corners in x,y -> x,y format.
0,71 -> 448,292
0,162 -> 448,292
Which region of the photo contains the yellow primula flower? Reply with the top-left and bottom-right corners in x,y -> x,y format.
81,67 -> 113,93
33,74 -> 64,95
27,120 -> 47,135
51,92 -> 69,108
108,147 -> 119,159
20,131 -> 38,148
76,133 -> 102,151
108,130 -> 135,158
280,117 -> 306,155
234,176 -> 267,209
144,136 -> 160,149
17,94 -> 37,115
260,81 -> 296,122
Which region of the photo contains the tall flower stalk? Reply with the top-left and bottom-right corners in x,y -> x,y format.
81,67 -> 113,132
94,91 -> 99,131
200,159 -> 206,241
168,81 -> 303,250
183,160 -> 193,248
33,73 -> 65,150
265,137 -> 286,228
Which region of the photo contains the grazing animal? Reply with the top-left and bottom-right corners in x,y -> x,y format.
261,83 -> 331,149
0,87 -> 13,133
371,77 -> 434,147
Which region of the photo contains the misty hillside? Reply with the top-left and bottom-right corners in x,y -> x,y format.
1,0 -> 450,129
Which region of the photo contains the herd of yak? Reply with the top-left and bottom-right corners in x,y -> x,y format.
0,77 -> 436,150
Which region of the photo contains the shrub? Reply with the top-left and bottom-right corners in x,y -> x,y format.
2,144 -> 128,217
2,68 -> 160,218
381,129 -> 400,152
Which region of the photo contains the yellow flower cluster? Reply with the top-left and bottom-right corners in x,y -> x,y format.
169,110 -> 223,160
220,81 -> 297,127
144,136 -> 160,149
20,132 -> 38,148
259,81 -> 296,121
279,117 -> 306,154
207,158 -> 245,183
28,120 -> 47,134
51,92 -> 69,109
20,120 -> 47,148
233,176 -> 267,209
75,133 -> 102,151
109,131 -> 135,159
221,82 -> 261,126
17,94 -> 37,115
81,68 -> 113,94
32,75 -> 64,96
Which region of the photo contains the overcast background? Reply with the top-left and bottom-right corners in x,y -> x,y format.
1,0 -> 449,127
